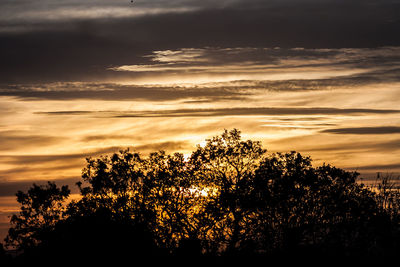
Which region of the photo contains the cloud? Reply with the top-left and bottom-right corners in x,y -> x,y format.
108,46 -> 400,85
347,163 -> 400,171
2,62 -> 400,102
0,140 -> 190,181
0,83 -> 247,101
0,141 -> 189,166
34,107 -> 400,119
32,107 -> 400,121
305,138 -> 400,153
1,1 -> 399,83
0,0 -> 203,27
0,131 -> 63,151
112,107 -> 400,118
110,47 -> 400,83
321,126 -> 400,135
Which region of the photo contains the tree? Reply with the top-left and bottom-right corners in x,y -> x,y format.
5,182 -> 70,251
188,129 -> 267,254
252,154 -> 382,258
73,149 -> 206,252
3,129 -> 400,262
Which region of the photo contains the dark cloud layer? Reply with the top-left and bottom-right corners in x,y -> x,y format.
0,0 -> 399,83
322,126 -> 400,135
2,64 -> 400,102
107,107 -> 400,117
0,83 -> 247,101
37,107 -> 400,118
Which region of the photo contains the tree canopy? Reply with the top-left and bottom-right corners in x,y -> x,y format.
2,129 -> 400,263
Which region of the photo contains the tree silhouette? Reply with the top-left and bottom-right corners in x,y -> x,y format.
4,182 -> 70,252
252,154 -> 383,259
2,129 -> 400,263
188,129 -> 267,254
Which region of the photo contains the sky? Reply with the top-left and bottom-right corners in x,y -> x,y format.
1,0 -> 400,241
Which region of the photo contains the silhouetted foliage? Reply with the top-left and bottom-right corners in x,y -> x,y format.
2,129 -> 400,263
4,182 -> 70,252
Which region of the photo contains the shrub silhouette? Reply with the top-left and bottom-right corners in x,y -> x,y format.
2,129 -> 400,263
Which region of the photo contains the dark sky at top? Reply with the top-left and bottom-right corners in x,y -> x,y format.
1,0 -> 399,84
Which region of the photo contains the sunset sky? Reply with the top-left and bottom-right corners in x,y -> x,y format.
1,0 -> 400,240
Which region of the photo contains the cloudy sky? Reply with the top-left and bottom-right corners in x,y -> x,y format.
1,0 -> 400,240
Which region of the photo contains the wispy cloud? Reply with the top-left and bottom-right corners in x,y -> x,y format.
0,1 -> 202,32
0,83 -> 247,101
321,126 -> 400,135
0,131 -> 64,151
112,47 -> 400,72
36,107 -> 400,118
1,67 -> 400,102
109,47 -> 400,84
